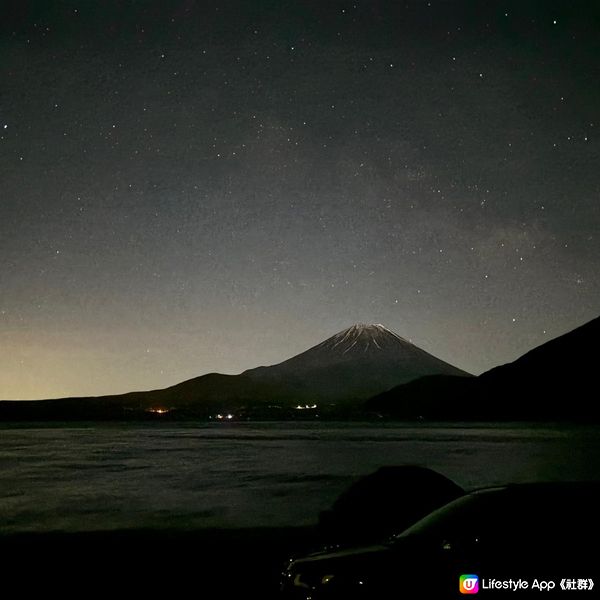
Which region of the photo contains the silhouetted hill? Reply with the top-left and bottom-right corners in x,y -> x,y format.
367,316 -> 600,421
0,323 -> 468,420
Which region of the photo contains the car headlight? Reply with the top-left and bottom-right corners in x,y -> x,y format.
283,567 -> 336,590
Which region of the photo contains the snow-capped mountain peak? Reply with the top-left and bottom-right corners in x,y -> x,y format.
326,323 -> 411,354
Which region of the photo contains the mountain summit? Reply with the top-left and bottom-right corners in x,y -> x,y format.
246,323 -> 467,387
320,323 -> 412,354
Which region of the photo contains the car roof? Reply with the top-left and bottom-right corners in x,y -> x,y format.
470,481 -> 600,497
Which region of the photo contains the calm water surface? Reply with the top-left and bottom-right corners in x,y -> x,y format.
1,422 -> 598,533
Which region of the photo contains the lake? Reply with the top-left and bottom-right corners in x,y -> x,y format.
1,422 -> 598,534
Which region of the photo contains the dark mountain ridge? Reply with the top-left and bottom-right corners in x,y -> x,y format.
367,315 -> 600,420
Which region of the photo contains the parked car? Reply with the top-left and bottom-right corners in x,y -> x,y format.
318,465 -> 464,547
281,482 -> 600,599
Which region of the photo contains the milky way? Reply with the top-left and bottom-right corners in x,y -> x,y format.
1,1 -> 598,399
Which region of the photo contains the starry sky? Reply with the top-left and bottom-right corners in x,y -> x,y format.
1,0 -> 599,400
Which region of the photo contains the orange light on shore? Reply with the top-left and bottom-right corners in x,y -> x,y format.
147,408 -> 169,414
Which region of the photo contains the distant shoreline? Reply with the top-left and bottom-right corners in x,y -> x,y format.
0,418 -> 596,427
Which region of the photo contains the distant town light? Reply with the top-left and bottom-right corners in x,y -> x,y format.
214,413 -> 234,420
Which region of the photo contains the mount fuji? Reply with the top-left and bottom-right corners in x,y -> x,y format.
0,323 -> 469,420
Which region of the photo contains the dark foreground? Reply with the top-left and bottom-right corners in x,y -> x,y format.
2,524 -> 597,599
1,527 -> 317,597
3,481 -> 600,599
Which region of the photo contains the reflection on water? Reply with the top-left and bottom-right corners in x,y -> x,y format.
0,422 -> 598,533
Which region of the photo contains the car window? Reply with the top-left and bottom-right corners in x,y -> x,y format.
394,491 -> 498,541
395,485 -> 600,547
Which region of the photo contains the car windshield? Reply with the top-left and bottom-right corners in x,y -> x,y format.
392,489 -> 503,541
393,483 -> 600,545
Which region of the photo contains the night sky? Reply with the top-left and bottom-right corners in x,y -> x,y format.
1,1 -> 599,400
